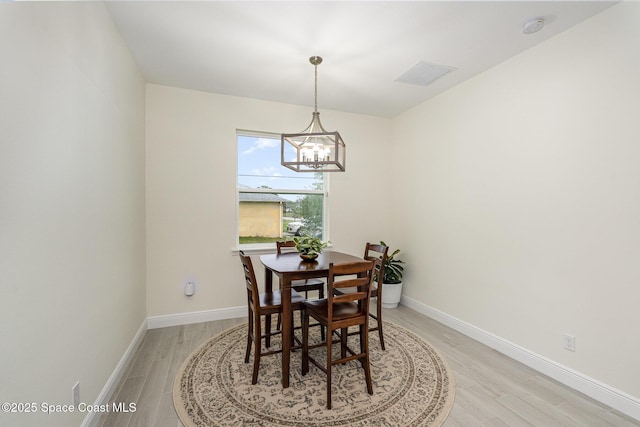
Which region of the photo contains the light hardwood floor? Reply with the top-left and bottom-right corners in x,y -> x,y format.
97,306 -> 639,427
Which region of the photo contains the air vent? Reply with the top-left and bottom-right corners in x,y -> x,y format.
395,61 -> 456,87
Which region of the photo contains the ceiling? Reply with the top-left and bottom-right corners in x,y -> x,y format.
106,1 -> 617,118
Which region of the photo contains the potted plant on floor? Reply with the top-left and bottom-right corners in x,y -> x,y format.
292,234 -> 328,261
380,241 -> 404,308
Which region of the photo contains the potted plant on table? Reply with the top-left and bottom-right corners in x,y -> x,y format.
292,234 -> 328,261
380,241 -> 405,308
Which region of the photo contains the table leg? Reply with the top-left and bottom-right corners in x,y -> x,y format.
281,276 -> 291,388
264,267 -> 273,348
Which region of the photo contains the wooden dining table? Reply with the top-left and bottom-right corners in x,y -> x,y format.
260,250 -> 364,388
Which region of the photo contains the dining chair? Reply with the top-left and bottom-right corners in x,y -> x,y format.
301,259 -> 377,409
276,240 -> 326,341
334,243 -> 389,350
363,243 -> 389,350
239,250 -> 305,385
276,240 -> 325,299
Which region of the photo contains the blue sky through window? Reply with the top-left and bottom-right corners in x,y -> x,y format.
237,134 -> 321,192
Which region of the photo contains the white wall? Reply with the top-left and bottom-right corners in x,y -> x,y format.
145,84 -> 393,317
0,3 -> 146,426
392,1 -> 640,400
3,1 -> 636,424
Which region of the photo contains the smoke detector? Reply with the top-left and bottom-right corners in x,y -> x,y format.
522,17 -> 545,34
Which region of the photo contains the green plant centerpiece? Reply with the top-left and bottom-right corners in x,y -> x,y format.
292,234 -> 328,261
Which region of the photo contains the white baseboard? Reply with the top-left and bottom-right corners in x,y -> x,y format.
82,306 -> 246,426
400,295 -> 640,422
88,300 -> 640,424
81,318 -> 148,427
147,306 -> 246,329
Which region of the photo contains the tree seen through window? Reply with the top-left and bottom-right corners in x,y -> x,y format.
237,132 -> 326,246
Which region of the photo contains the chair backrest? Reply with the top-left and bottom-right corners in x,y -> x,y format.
327,259 -> 377,321
239,251 -> 259,312
276,240 -> 297,255
364,243 -> 388,289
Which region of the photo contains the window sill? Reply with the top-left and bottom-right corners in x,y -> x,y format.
232,242 -> 334,256
232,243 -> 277,256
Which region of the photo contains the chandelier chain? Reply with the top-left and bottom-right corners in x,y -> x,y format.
314,62 -> 318,113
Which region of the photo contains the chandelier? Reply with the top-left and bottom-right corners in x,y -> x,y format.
281,56 -> 346,172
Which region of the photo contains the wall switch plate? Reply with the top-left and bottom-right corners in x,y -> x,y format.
184,281 -> 196,296
563,334 -> 576,352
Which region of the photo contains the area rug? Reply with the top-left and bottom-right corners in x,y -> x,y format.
174,321 -> 455,426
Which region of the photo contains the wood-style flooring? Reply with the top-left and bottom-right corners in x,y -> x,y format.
97,305 -> 639,427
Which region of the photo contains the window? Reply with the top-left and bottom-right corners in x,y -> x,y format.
237,131 -> 327,248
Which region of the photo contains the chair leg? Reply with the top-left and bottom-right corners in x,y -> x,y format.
302,310 -> 309,375
266,314 -> 272,348
377,299 -> 385,350
340,327 -> 347,359
326,330 -> 332,410
361,325 -> 373,395
319,288 -> 326,342
244,311 -> 253,364
291,311 -> 297,345
359,324 -> 366,368
251,315 -> 262,385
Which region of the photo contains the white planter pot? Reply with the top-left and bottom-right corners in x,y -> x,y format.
381,281 -> 403,309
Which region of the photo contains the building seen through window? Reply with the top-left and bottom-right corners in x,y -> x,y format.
237,132 -> 326,247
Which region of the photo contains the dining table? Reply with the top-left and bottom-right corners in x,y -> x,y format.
260,250 -> 365,388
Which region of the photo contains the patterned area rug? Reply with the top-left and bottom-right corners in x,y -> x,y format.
173,321 -> 455,426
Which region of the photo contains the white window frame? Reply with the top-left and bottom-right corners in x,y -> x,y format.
236,130 -> 329,253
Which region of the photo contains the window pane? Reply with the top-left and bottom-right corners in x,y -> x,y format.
238,192 -> 324,244
237,132 -> 325,246
237,135 -> 321,191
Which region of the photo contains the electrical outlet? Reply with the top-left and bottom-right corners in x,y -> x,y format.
563,334 -> 576,352
72,381 -> 80,407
